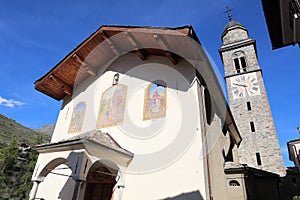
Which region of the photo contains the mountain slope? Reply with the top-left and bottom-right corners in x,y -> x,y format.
34,123 -> 55,136
0,114 -> 51,199
0,114 -> 50,145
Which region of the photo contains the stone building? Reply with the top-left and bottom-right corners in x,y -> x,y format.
219,18 -> 286,176
30,25 -> 242,200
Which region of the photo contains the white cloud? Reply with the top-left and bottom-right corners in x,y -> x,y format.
0,96 -> 25,108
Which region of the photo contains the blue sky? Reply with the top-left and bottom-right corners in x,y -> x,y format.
0,0 -> 299,166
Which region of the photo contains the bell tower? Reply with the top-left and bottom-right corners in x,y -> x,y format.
219,17 -> 285,176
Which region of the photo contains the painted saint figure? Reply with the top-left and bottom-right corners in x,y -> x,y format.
68,102 -> 86,133
144,82 -> 166,120
97,84 -> 127,128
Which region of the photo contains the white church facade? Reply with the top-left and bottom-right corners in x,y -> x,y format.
30,25 -> 243,200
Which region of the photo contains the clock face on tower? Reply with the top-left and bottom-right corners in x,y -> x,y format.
230,72 -> 261,99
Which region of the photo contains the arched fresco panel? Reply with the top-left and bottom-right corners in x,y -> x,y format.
97,84 -> 128,128
68,101 -> 87,133
143,80 -> 167,120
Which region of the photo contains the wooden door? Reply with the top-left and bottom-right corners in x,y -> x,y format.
84,166 -> 116,200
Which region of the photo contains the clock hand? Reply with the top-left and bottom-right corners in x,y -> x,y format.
245,87 -> 249,97
233,83 -> 247,87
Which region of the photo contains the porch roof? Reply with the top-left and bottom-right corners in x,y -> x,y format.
35,129 -> 133,158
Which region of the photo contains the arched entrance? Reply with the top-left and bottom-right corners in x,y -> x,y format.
32,158 -> 74,200
84,162 -> 118,200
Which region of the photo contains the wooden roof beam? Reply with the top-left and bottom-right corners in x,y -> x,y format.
72,54 -> 97,76
100,30 -> 120,55
153,34 -> 178,65
165,52 -> 178,65
124,32 -> 147,60
48,74 -> 72,96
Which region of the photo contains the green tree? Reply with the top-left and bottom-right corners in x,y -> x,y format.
13,148 -> 38,199
0,138 -> 19,198
0,137 -> 41,199
293,196 -> 300,200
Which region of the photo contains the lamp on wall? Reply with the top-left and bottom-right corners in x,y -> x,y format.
113,73 -> 119,85
297,126 -> 300,134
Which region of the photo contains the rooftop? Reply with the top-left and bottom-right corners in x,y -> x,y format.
34,25 -> 198,101
36,129 -> 133,157
223,19 -> 243,31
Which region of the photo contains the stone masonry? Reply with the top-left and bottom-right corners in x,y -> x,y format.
219,20 -> 286,176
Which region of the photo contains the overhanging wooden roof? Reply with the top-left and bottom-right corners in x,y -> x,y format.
34,25 -> 200,100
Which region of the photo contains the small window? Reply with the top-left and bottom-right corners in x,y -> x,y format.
229,180 -> 240,186
240,57 -> 247,72
234,58 -> 241,73
233,56 -> 247,73
256,152 -> 262,166
250,121 -> 255,132
247,102 -> 251,110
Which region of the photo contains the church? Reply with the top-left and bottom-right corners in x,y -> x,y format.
30,17 -> 287,200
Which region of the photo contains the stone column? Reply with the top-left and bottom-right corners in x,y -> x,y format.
116,185 -> 125,200
232,144 -> 240,163
29,180 -> 41,200
72,179 -> 84,200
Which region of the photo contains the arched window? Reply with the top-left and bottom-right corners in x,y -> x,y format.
232,51 -> 247,73
229,180 -> 240,186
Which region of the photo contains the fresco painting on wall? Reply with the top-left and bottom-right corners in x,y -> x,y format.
68,102 -> 87,133
143,81 -> 167,120
97,84 -> 128,128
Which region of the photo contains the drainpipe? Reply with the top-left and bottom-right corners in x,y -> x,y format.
205,124 -> 213,200
198,83 -> 213,200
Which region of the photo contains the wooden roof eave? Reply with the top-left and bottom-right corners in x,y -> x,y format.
34,25 -> 194,101
34,25 -> 193,84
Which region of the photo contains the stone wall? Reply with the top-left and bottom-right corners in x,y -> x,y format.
222,28 -> 248,45
220,23 -> 286,176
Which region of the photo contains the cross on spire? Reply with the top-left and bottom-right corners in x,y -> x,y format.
224,6 -> 234,21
